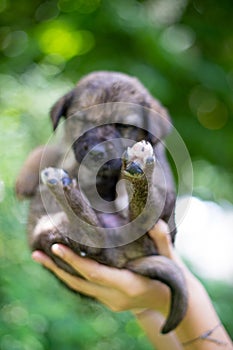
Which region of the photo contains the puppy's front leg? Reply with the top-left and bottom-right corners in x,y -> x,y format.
15,145 -> 62,199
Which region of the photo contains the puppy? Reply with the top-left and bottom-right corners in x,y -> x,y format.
16,71 -> 188,334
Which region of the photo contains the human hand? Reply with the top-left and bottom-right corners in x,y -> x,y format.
32,220 -> 182,316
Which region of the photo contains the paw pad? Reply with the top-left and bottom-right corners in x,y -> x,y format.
126,162 -> 143,175
123,141 -> 155,174
41,168 -> 71,187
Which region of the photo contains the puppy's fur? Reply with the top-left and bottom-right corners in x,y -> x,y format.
16,71 -> 187,334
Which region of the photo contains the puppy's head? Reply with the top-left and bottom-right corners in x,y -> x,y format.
72,123 -> 149,178
50,71 -> 172,145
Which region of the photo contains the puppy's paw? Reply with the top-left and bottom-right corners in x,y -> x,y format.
122,141 -> 155,176
41,167 -> 73,188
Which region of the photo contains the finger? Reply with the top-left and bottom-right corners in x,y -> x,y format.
51,244 -> 146,291
148,220 -> 174,259
31,251 -> 103,297
31,251 -> 136,312
32,250 -> 53,265
51,244 -> 113,283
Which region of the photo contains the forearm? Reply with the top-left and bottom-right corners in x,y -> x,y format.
135,274 -> 233,350
32,222 -> 233,350
135,310 -> 182,350
175,275 -> 232,349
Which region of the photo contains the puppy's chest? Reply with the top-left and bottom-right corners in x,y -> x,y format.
81,173 -> 129,228
97,212 -> 127,228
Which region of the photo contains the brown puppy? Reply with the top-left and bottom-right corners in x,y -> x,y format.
15,71 -> 188,334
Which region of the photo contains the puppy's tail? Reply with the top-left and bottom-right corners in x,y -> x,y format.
126,255 -> 188,334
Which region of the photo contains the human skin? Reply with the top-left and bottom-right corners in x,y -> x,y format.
32,220 -> 233,349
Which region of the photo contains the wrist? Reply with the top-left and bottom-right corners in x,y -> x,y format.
132,304 -> 169,320
132,309 -> 165,330
131,308 -> 149,316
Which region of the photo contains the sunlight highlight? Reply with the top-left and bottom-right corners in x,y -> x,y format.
38,22 -> 95,59
176,196 -> 233,281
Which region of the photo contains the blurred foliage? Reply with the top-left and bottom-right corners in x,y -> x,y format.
0,0 -> 233,348
0,188 -> 152,350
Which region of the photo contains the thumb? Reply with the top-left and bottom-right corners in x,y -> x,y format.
148,220 -> 174,259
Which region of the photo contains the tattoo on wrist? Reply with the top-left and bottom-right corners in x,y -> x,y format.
182,323 -> 229,347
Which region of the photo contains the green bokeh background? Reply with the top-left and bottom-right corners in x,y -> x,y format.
0,1 -> 232,349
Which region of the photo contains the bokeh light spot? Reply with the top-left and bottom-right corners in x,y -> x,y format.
58,0 -> 100,13
189,86 -> 228,130
92,314 -> 119,336
38,22 -> 95,59
2,31 -> 28,57
75,0 -> 101,14
147,0 -> 188,27
35,1 -> 59,22
0,0 -> 7,13
197,101 -> 228,130
160,24 -> 195,53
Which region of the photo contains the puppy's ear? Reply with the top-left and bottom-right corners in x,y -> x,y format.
50,90 -> 74,130
145,97 -> 172,144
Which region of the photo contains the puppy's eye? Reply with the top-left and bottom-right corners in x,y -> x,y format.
83,143 -> 88,151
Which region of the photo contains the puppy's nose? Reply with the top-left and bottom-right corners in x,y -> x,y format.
89,145 -> 105,161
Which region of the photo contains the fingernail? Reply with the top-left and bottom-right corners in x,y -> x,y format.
31,251 -> 46,263
51,244 -> 64,257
